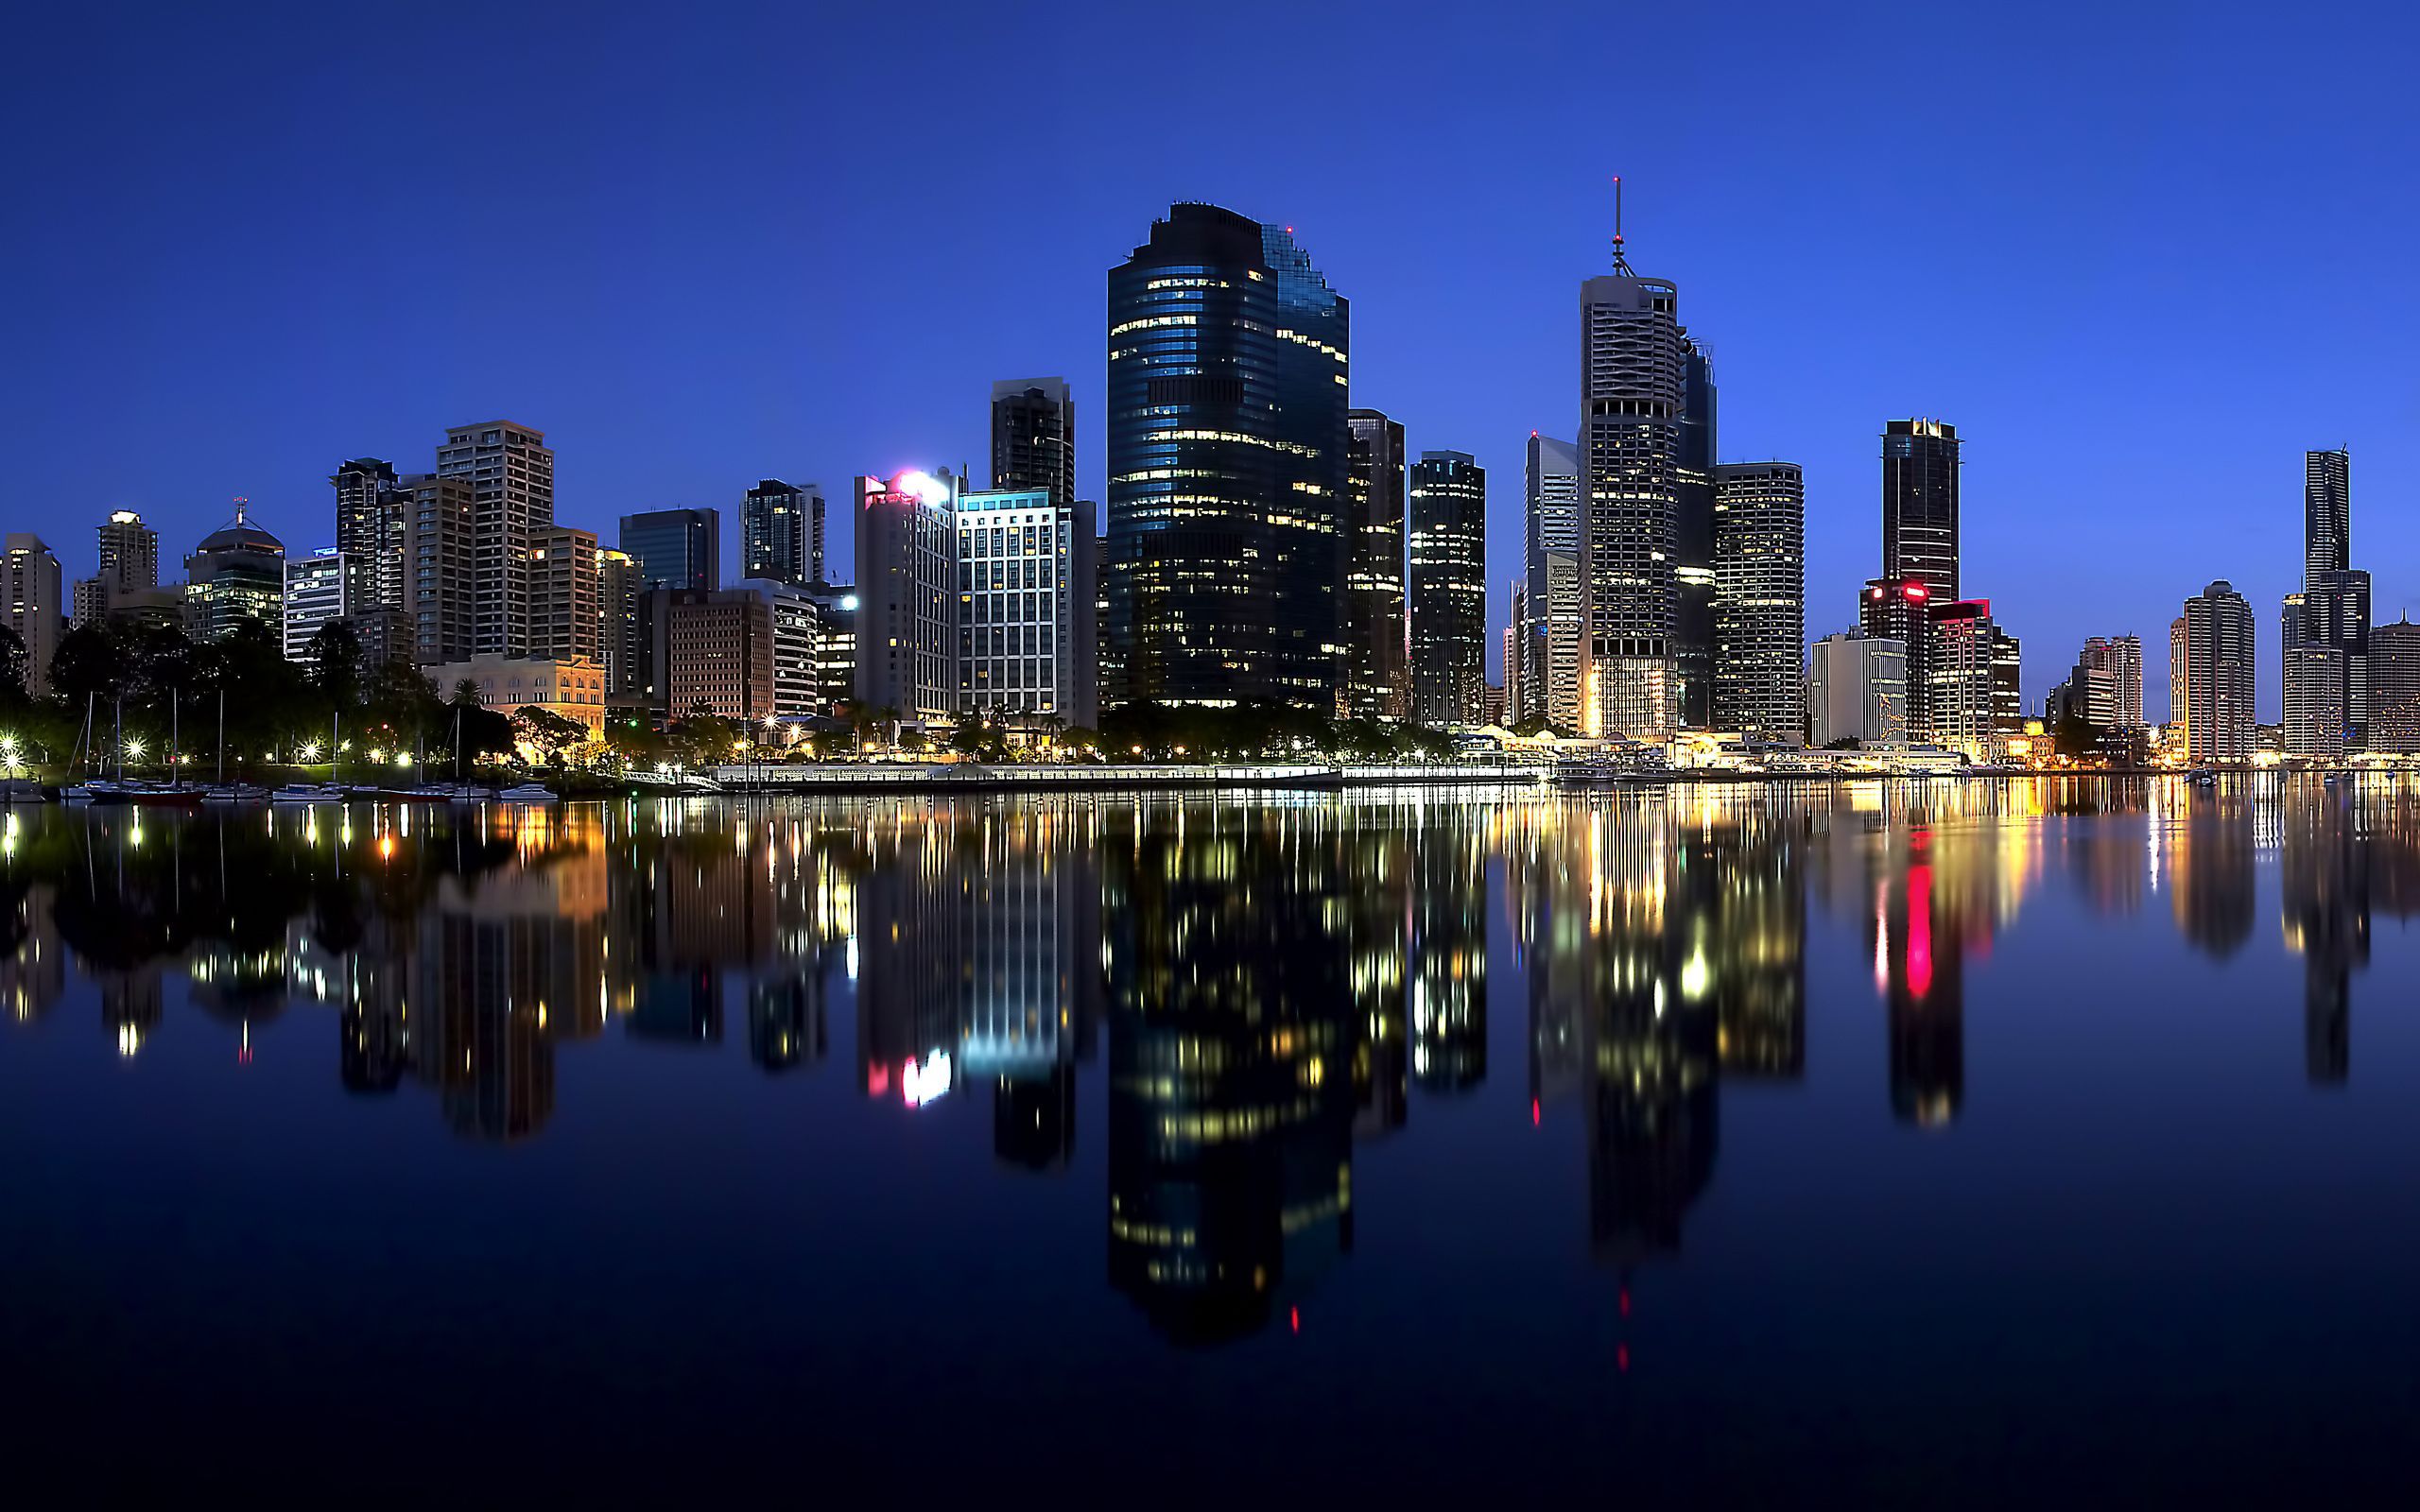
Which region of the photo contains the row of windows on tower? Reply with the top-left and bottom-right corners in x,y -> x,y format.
965,591 -> 1057,625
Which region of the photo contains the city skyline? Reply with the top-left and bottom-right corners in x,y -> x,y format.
6,6 -> 2417,721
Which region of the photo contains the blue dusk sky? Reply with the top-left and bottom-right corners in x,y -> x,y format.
4,0 -> 2413,719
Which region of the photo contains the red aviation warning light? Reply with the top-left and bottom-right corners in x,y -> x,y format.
1905,583 -> 1928,601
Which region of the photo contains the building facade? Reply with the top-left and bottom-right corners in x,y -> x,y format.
2369,615 -> 2420,753
666,591 -> 777,723
1409,451 -> 1486,726
2183,580 -> 2256,765
956,487 -> 1098,729
183,505 -> 286,643
741,479 -> 821,587
2081,634 -> 2144,726
619,507 -> 720,593
435,421 -> 555,660
283,548 -> 348,661
1806,630 -> 1907,747
1883,419 -> 1961,601
331,457 -> 406,612
425,656 -> 608,737
855,471 -> 959,723
1712,461 -> 1805,737
1105,203 -> 1349,712
1675,347 -> 1718,727
404,472 -> 476,666
1928,600 -> 2012,762
597,549 -> 641,700
530,525 -> 600,666
2307,448 -> 2350,586
1860,576 -> 1937,741
1344,409 -> 1409,721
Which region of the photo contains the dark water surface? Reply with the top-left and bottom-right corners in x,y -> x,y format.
5,781 -> 2418,1500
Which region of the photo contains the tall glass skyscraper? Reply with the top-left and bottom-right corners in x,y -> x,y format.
741,480 -> 821,586
1106,203 -> 1349,711
1674,346 -> 1718,728
1522,434 -> 1582,730
1711,461 -> 1805,737
1580,236 -> 1685,738
1882,419 -> 1961,601
618,508 -> 720,592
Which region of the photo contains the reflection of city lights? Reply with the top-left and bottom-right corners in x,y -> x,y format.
901,1050 -> 952,1107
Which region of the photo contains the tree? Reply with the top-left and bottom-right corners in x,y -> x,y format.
307,621 -> 365,709
0,623 -> 26,704
512,706 -> 588,765
2051,712 -> 2099,760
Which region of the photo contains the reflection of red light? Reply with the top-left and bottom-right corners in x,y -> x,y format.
1908,862 -> 1934,1001
1618,1288 -> 1631,1316
1870,587 -> 1885,600
1617,1344 -> 1630,1372
1531,1098 -> 1541,1126
867,1063 -> 890,1095
1289,1307 -> 1300,1334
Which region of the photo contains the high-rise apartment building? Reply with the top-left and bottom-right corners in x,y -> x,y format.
331,457 -> 406,611
2368,615 -> 2420,753
1882,419 -> 1960,601
2,534 -> 63,695
991,379 -> 1076,512
1344,409 -> 1409,720
1860,576 -> 1937,741
1674,347 -> 1718,727
955,488 -> 1098,729
1409,451 -> 1486,726
403,472 -> 476,666
1106,203 -> 1349,712
2081,635 -> 2144,726
1712,461 -> 1806,737
2306,449 -> 2350,585
1579,230 -> 1685,739
1522,433 -> 1583,730
1929,600 -> 2008,762
619,507 -> 720,593
2169,616 -> 2190,747
96,509 -> 159,596
530,525 -> 600,666
741,479 -> 821,586
2183,580 -> 2256,765
597,549 -> 641,701
283,548 -> 348,660
435,421 -> 555,659
1807,630 -> 1908,747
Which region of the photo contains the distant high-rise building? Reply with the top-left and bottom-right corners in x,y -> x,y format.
96,509 -> 159,596
2,534 -> 64,695
1674,346 -> 1718,727
597,549 -> 641,700
530,525 -> 600,666
2306,449 -> 2350,585
403,472 -> 476,665
2368,615 -> 2420,753
667,590 -> 776,722
435,421 -> 555,659
1928,600 -> 2008,762
1106,203 -> 1349,712
741,479 -> 821,586
2169,616 -> 2190,746
1344,409 -> 1409,720
2046,662 -> 2116,730
1712,461 -> 1805,737
1503,587 -> 1524,723
991,379 -> 1077,512
855,470 -> 960,723
1409,451 -> 1486,726
330,457 -> 406,611
803,580 -> 858,717
283,548 -> 348,660
1579,226 -> 1685,739
1522,434 -> 1584,730
2080,635 -> 2144,726
183,503 -> 286,642
2183,580 -> 2256,765
1807,630 -> 1907,747
619,508 -> 720,593
1882,419 -> 1960,601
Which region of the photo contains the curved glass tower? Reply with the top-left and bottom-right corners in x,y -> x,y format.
1106,203 -> 1349,710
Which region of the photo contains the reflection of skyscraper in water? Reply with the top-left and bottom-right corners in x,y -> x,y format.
1347,827 -> 1409,1141
959,810 -> 1100,1169
1104,809 -> 1356,1343
2280,795 -> 2369,1085
614,825 -> 776,1045
1409,820 -> 1486,1092
2169,798 -> 2257,961
1878,835 -> 1962,1125
0,882 -> 63,1024
749,971 -> 829,1074
1689,806 -> 1806,1080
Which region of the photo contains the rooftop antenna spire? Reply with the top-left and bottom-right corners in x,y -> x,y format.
1610,175 -> 1634,275
232,495 -> 249,524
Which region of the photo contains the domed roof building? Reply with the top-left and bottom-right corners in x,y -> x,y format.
184,499 -> 286,642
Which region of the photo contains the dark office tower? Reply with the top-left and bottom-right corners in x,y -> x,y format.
597,548 -> 641,698
2306,448 -> 2350,585
1882,419 -> 1960,602
619,508 -> 720,592
741,479 -> 821,586
1523,434 -> 1583,729
330,457 -> 405,611
1712,461 -> 1806,737
1344,409 -> 1409,720
1579,212 -> 1685,738
95,509 -> 160,594
1107,203 -> 1349,711
1673,344 -> 1718,727
2183,579 -> 2256,765
435,421 -> 554,659
1409,451 -> 1487,726
991,378 -> 1076,512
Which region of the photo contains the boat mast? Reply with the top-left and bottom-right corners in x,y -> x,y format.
169,688 -> 180,789
113,695 -> 123,781
216,688 -> 225,786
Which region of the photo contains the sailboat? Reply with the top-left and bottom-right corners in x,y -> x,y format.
129,690 -> 203,806
60,693 -> 112,802
202,690 -> 267,802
